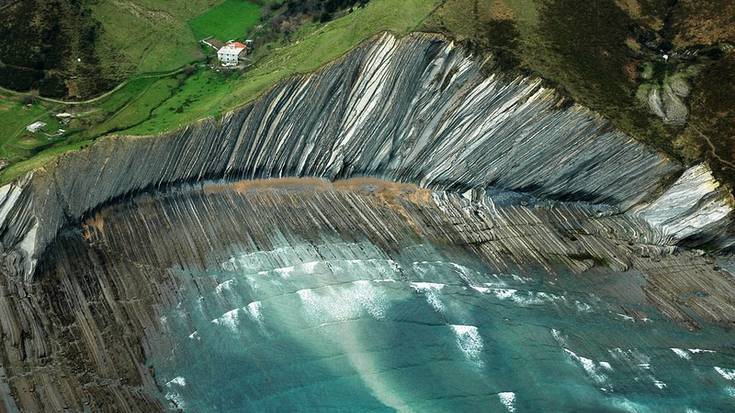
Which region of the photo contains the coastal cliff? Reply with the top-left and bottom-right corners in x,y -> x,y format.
0,32 -> 734,412
0,179 -> 733,411
0,33 -> 730,283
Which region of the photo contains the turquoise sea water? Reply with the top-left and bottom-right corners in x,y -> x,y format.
150,239 -> 735,412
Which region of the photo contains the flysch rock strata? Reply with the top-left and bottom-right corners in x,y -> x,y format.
0,31 -> 733,412
0,179 -> 731,412
0,33 -> 732,283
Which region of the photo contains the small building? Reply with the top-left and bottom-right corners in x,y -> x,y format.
26,121 -> 46,133
217,41 -> 247,66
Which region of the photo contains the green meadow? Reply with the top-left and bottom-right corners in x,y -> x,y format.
189,0 -> 263,41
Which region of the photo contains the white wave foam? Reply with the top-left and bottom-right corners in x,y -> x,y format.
215,279 -> 234,295
510,274 -> 532,283
616,313 -> 635,322
449,262 -> 475,276
165,392 -> 186,409
450,325 -> 484,367
688,348 -> 716,354
483,276 -> 508,287
353,280 -> 387,319
212,309 -> 239,332
297,288 -> 319,315
671,348 -> 691,360
301,261 -> 319,273
274,266 -> 295,277
410,282 -> 445,290
715,367 -> 735,380
166,376 -> 186,387
611,397 -> 650,413
490,288 -> 562,306
550,328 -> 564,344
652,379 -> 667,389
492,288 -> 517,300
564,349 -> 608,384
246,301 -> 262,322
296,281 -> 388,322
575,300 -> 592,312
498,392 -> 516,412
608,348 -> 650,368
410,282 -> 445,313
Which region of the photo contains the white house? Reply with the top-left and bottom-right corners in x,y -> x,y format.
26,121 -> 46,133
217,42 -> 247,66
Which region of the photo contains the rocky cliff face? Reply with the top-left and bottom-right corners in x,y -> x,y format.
0,33 -> 731,283
1,179 -> 733,412
0,32 -> 734,412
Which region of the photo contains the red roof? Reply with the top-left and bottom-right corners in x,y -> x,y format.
227,42 -> 246,49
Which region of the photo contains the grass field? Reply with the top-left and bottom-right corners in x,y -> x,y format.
125,0 -> 442,135
189,0 -> 263,41
91,0 -> 220,75
0,97 -> 62,163
1,0 -> 441,183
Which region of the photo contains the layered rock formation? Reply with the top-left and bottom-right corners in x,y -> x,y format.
0,33 -> 731,283
0,179 -> 733,412
0,32 -> 733,412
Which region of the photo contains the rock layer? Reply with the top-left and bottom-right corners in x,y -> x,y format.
1,179 -> 733,412
0,33 -> 731,282
0,32 -> 733,412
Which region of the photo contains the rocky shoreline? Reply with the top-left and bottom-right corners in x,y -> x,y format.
0,179 -> 732,411
0,32 -> 733,411
0,33 -> 732,284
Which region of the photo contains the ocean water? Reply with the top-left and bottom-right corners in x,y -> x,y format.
150,239 -> 735,412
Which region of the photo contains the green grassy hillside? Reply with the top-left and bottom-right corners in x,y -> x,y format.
91,0 -> 220,76
189,0 -> 263,41
0,0 -> 222,98
0,0 -> 441,183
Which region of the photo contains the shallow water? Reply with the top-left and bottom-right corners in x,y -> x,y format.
150,239 -> 735,412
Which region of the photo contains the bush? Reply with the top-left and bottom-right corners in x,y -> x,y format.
19,94 -> 37,105
182,65 -> 197,76
39,74 -> 68,98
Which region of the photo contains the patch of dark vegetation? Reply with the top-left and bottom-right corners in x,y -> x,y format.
472,19 -> 521,72
679,54 -> 735,189
537,0 -> 681,157
259,0 -> 370,42
0,0 -> 116,98
423,0 -> 735,192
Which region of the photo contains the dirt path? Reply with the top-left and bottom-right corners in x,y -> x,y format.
689,123 -> 735,171
0,65 -> 189,106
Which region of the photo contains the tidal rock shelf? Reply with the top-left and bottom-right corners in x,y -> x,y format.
0,33 -> 732,282
0,179 -> 733,412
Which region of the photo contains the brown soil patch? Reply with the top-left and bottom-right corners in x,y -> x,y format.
82,212 -> 106,240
